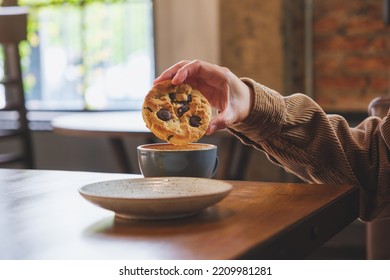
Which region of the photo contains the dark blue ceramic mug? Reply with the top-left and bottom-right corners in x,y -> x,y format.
137,143 -> 218,178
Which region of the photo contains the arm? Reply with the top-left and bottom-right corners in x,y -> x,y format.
230,78 -> 390,221
154,60 -> 390,221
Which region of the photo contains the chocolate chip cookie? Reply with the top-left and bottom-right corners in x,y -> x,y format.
142,80 -> 212,145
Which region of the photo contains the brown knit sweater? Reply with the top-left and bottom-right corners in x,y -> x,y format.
228,78 -> 390,222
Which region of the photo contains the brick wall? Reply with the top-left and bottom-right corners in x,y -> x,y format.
313,0 -> 390,112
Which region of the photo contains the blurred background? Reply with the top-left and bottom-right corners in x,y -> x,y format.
1,0 -> 390,259
1,0 -> 389,177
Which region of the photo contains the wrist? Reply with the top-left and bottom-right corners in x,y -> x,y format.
238,81 -> 255,123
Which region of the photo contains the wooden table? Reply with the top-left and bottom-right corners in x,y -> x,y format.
51,111 -> 153,174
51,111 -> 251,179
51,111 -> 151,138
0,168 -> 359,259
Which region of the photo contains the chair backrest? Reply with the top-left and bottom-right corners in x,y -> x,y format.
0,6 -> 34,168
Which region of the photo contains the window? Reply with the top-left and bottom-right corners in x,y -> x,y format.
19,0 -> 155,111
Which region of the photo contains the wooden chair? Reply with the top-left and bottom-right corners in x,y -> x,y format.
367,94 -> 390,259
0,6 -> 34,168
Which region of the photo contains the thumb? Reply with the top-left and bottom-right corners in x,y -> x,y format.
206,112 -> 230,135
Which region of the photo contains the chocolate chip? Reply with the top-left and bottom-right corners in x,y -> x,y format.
144,106 -> 153,112
167,135 -> 174,141
177,104 -> 189,117
157,109 -> 171,121
187,94 -> 192,102
169,92 -> 176,101
189,116 -> 201,127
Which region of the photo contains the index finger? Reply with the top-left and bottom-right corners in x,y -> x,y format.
153,60 -> 191,85
173,60 -> 230,90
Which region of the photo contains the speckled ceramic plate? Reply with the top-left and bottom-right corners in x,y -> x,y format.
79,177 -> 233,220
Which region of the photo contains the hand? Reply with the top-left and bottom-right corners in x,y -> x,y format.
154,60 -> 254,135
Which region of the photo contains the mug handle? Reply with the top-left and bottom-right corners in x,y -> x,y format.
211,156 -> 219,178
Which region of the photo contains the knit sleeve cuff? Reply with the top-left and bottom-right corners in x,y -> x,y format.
229,77 -> 286,141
